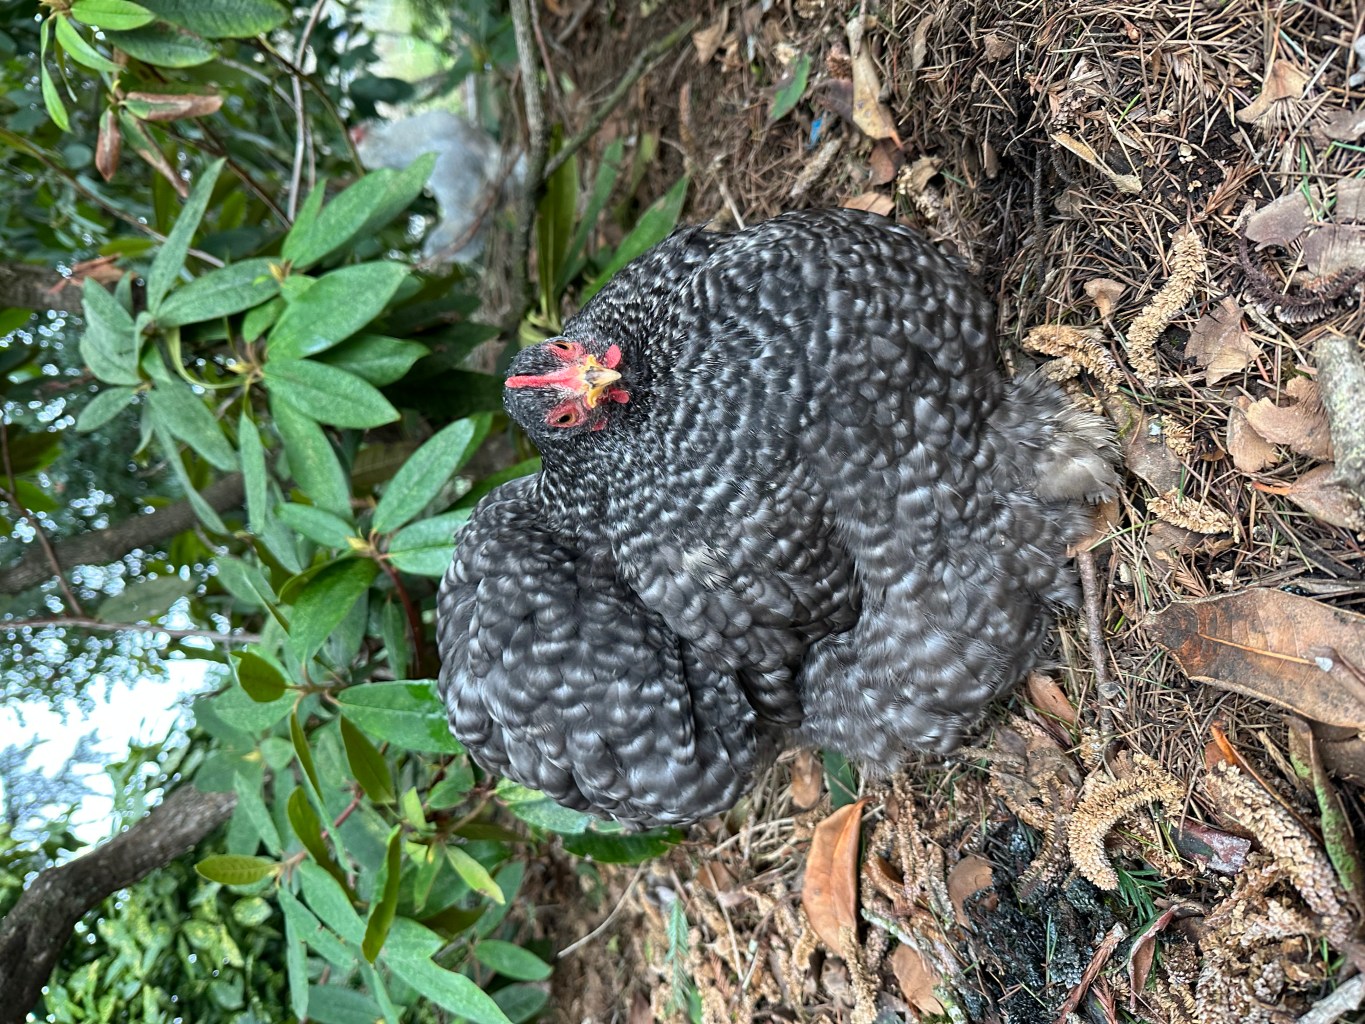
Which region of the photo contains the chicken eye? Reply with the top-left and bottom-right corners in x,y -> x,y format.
548,406 -> 582,428
550,341 -> 573,353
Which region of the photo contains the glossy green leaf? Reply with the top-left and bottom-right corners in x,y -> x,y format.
270,394 -> 350,518
54,14 -> 120,71
195,853 -> 277,886
286,788 -> 349,890
559,137 -> 625,291
474,940 -> 551,981
492,984 -> 550,1024
399,786 -> 426,829
279,888 -> 312,1019
427,763 -> 474,809
242,295 -> 283,341
234,650 -> 288,703
290,711 -> 322,798
561,829 -> 681,864
70,0 -> 155,30
75,385 -> 136,432
768,52 -> 811,122
39,24 -> 69,132
382,918 -> 512,1024
297,861 -> 365,944
496,781 -> 592,834
373,416 -> 486,534
354,151 -> 441,244
334,681 -> 461,754
276,503 -> 355,549
317,334 -> 427,387
381,599 -> 410,680
233,771 -> 283,854
147,380 -> 237,470
362,827 -> 402,962
267,262 -> 409,360
79,280 -> 140,385
155,426 -> 229,533
96,574 -> 193,623
264,358 -> 399,429
289,559 -> 378,661
146,158 -> 224,310
340,716 -> 395,805
156,258 -> 279,328
306,986 -> 383,1024
238,411 -> 270,535
132,0 -> 286,37
387,509 -> 472,577
583,175 -> 688,301
209,685 -> 293,734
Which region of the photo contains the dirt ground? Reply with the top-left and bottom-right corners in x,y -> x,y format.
504,1 -> 1365,1021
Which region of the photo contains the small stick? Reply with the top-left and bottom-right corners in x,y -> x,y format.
1076,547 -> 1117,739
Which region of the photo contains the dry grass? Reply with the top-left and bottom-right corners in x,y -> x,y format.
527,0 -> 1365,1020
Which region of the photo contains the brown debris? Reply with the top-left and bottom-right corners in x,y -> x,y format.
1185,298 -> 1258,383
1021,324 -> 1123,391
1242,377 -> 1334,461
1067,750 -> 1184,891
1125,228 -> 1207,385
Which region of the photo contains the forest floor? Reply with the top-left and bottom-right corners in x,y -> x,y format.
505,1 -> 1365,1021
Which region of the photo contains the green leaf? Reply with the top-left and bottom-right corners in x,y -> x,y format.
290,710 -> 323,799
561,829 -> 681,864
768,52 -> 811,122
216,555 -> 277,609
76,386 -> 136,432
334,681 -> 462,755
317,334 -> 427,387
233,771 -> 283,854
381,599 -> 410,679
265,358 -> 399,429
474,940 -> 551,982
306,986 -> 383,1024
427,763 -> 473,809
289,558 -> 378,661
195,853 -> 277,886
456,458 -> 541,509
400,786 -> 426,829
132,0 -> 286,37
496,781 -> 592,833
824,750 -> 858,808
271,394 -> 350,518
147,380 -> 237,470
297,860 -> 365,944
156,258 -> 280,328
387,509 -> 472,577
287,788 -> 350,890
583,176 -> 689,302
54,14 -> 120,72
267,262 -> 409,360
277,503 -> 355,548
355,151 -> 441,243
79,280 -> 140,385
559,137 -> 625,291
493,985 -> 550,1024
373,416 -> 487,534
96,574 -> 193,623
105,21 -> 216,66
154,424 -> 229,533
382,918 -> 513,1024
234,650 -> 288,703
362,826 -> 402,962
146,158 -> 224,310
285,155 -> 435,269
71,0 -> 155,30
207,685 -> 293,734
238,411 -> 270,534
232,896 -> 273,927
536,131 -> 578,325
242,295 -> 283,341
279,888 -> 312,1019
340,716 -> 395,805
282,180 -> 326,264
39,24 -> 69,132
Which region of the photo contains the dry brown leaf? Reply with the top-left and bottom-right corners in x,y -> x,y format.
841,191 -> 893,216
790,748 -> 824,810
691,14 -> 726,65
1317,730 -> 1365,785
1321,105 -> 1365,141
867,140 -> 900,186
1084,277 -> 1125,318
846,17 -> 901,146
1171,820 -> 1252,875
1145,588 -> 1365,730
981,30 -> 1015,61
1026,671 -> 1077,725
1243,377 -> 1334,460
1105,393 -> 1184,492
946,855 -> 994,925
1245,193 -> 1315,248
1050,131 -> 1142,193
1284,464 -> 1365,530
1236,59 -> 1309,125
1185,297 -> 1257,383
889,945 -> 944,1015
69,255 -> 125,289
1227,396 -> 1280,473
95,109 -> 120,182
802,799 -> 865,954
1302,224 -> 1365,277
895,155 -> 941,198
1335,179 -> 1365,223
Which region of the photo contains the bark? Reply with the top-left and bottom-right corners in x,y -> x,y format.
0,786 -> 237,1022
0,473 -> 245,595
1316,332 -> 1365,506
0,263 -> 75,313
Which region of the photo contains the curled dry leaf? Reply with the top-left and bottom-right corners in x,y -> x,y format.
801,799 -> 865,954
1236,59 -> 1309,125
895,155 -> 941,198
981,30 -> 1015,61
1145,588 -> 1365,730
1227,396 -> 1280,473
1302,224 -> 1365,278
1284,464 -> 1365,530
1185,297 -> 1257,383
867,139 -> 900,186
1084,277 -> 1125,319
1104,393 -> 1184,492
96,108 -> 121,182
846,16 -> 901,146
1321,105 -> 1365,142
889,945 -> 944,1016
691,13 -> 726,65
946,854 -> 994,925
1335,178 -> 1365,223
790,748 -> 824,810
1026,671 -> 1077,725
1244,192 -> 1315,248
1243,377 -> 1334,461
841,191 -> 894,216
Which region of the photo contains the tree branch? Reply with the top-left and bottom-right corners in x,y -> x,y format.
0,786 -> 237,1023
0,262 -> 71,312
504,0 -> 550,332
0,473 -> 245,595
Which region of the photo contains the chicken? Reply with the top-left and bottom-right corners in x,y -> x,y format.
435,209 -> 1116,827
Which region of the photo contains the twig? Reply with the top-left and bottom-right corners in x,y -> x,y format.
557,863 -> 647,957
285,0 -> 328,219
379,557 -> 430,677
1076,547 -> 1117,739
2,617 -> 259,645
543,17 -> 698,181
505,0 -> 551,329
0,423 -> 82,615
1053,922 -> 1125,1024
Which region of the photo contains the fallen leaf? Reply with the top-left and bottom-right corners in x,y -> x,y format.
895,155 -> 941,198
981,30 -> 1015,61
1302,224 -> 1365,277
1285,464 -> 1365,530
802,799 -> 865,954
1244,377 -> 1334,460
1244,192 -> 1315,248
1084,277 -> 1125,318
841,191 -> 893,216
692,14 -> 726,65
1185,297 -> 1257,383
1105,393 -> 1184,493
846,17 -> 901,146
909,17 -> 933,75
867,139 -> 900,186
1236,59 -> 1309,125
1287,717 -> 1365,919
1128,905 -> 1197,1008
1145,588 -> 1365,730
1050,131 -> 1142,193
1026,672 -> 1077,725
1335,179 -> 1365,223
1317,730 -> 1365,785
1227,396 -> 1280,473
1171,820 -> 1252,874
890,945 -> 944,1015
1321,105 -> 1365,141
946,854 -> 994,925
790,748 -> 824,810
